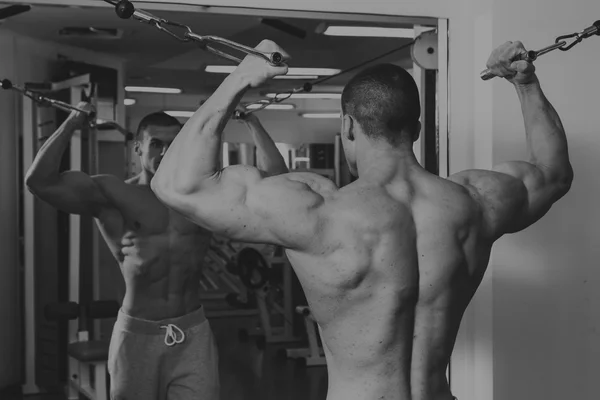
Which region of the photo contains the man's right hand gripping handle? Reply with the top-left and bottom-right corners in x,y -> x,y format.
24,102 -> 112,217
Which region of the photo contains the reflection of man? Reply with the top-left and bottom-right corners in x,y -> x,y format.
152,39 -> 572,400
25,106 -> 286,399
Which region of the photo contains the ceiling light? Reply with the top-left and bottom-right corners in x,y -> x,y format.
124,98 -> 136,106
165,105 -> 294,117
58,27 -> 123,39
322,26 -> 414,38
245,104 -> 295,110
274,75 -> 319,80
204,66 -> 236,74
300,113 -> 341,119
125,86 -> 182,94
205,66 -> 340,76
266,93 -> 341,100
288,68 -> 340,76
165,111 -> 195,118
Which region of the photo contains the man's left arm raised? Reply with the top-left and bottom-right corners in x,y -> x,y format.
151,40 -> 334,250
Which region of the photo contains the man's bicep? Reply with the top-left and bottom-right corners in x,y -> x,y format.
492,161 -> 546,195
29,171 -> 113,216
167,167 -> 260,239
178,168 -> 325,248
246,174 -> 325,248
451,165 -> 537,237
492,161 -> 559,229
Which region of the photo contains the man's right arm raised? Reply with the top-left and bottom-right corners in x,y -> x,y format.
24,102 -> 115,217
450,42 -> 573,240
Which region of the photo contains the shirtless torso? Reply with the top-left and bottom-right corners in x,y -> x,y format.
26,104 -> 287,321
93,174 -> 211,320
286,167 -> 487,400
24,108 -> 212,321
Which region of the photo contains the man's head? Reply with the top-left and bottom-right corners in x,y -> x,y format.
134,112 -> 182,174
340,63 -> 421,176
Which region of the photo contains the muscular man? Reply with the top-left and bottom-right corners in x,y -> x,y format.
25,107 -> 286,400
151,40 -> 573,400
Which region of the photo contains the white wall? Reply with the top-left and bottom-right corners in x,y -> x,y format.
490,1 -> 600,399
0,27 -> 125,390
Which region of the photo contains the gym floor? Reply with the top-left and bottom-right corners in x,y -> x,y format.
214,317 -> 329,400
3,316 -> 329,400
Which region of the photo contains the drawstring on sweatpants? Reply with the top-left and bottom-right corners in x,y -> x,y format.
160,324 -> 186,346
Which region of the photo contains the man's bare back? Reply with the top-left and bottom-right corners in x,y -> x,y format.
92,175 -> 210,319
285,167 -> 488,400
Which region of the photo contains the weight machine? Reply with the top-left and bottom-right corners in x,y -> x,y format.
7,75 -> 130,398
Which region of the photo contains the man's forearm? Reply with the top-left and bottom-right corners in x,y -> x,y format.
153,73 -> 249,195
245,118 -> 288,175
515,77 -> 572,182
25,119 -> 79,188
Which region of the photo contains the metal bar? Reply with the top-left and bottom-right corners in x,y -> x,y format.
424,69 -> 437,175
22,95 -> 40,395
437,18 -> 449,178
132,9 -> 163,24
203,44 -> 243,64
186,33 -> 283,65
535,41 -> 566,57
2,79 -> 97,120
44,98 -> 86,114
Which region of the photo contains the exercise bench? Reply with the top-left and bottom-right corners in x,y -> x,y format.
44,300 -> 119,400
284,306 -> 327,367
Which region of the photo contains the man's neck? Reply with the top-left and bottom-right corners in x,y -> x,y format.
358,145 -> 420,182
134,169 -> 154,185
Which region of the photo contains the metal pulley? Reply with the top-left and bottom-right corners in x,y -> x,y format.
411,30 -> 438,71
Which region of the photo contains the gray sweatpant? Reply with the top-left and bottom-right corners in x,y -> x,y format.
108,306 -> 220,400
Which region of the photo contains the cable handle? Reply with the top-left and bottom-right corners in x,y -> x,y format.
2,79 -> 96,118
186,34 -> 284,66
480,21 -> 600,80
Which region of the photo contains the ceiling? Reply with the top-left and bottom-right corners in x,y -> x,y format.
0,1 -> 418,99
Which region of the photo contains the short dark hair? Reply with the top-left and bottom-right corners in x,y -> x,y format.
136,112 -> 182,140
341,63 -> 421,145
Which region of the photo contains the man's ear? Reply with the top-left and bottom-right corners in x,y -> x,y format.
341,114 -> 355,141
134,141 -> 141,155
413,121 -> 422,142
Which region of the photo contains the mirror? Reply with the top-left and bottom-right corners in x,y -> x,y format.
0,1 -> 446,399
